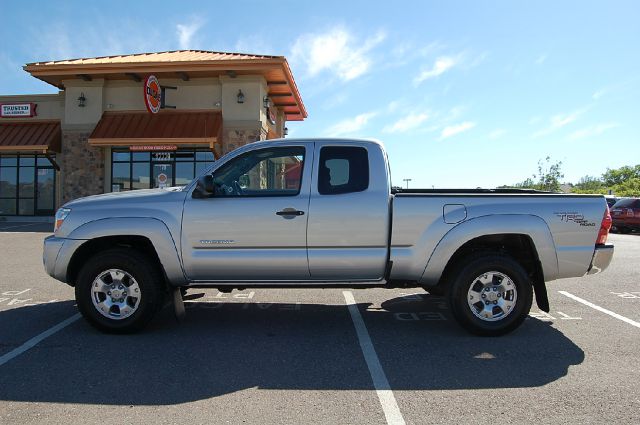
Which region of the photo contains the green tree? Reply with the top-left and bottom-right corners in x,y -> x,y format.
611,178 -> 640,197
504,156 -> 564,191
572,175 -> 605,194
602,165 -> 640,186
534,156 -> 564,192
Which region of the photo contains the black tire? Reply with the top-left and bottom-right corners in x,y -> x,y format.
75,248 -> 165,333
448,253 -> 533,336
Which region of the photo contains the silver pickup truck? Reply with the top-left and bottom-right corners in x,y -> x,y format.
43,138 -> 614,336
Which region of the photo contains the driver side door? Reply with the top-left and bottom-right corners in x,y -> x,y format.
181,144 -> 313,282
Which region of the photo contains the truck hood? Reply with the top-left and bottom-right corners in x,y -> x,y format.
63,187 -> 185,208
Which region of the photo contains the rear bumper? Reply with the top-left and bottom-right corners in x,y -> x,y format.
587,244 -> 614,275
612,219 -> 640,230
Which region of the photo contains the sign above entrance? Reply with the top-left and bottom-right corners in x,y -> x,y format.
143,75 -> 161,114
0,103 -> 37,118
129,145 -> 178,151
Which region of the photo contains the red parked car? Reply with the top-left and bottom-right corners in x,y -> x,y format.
611,198 -> 640,233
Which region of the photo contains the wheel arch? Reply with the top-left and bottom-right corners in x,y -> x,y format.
65,218 -> 186,286
420,214 -> 559,286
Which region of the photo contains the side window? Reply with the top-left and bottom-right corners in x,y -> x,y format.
211,147 -> 305,197
318,146 -> 369,195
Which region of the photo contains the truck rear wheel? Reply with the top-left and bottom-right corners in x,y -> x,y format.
75,248 -> 165,333
448,253 -> 533,336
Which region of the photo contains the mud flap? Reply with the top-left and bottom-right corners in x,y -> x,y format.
173,288 -> 186,322
533,280 -> 550,312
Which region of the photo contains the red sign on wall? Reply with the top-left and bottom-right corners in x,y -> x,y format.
0,103 -> 37,118
129,145 -> 178,151
143,75 -> 161,114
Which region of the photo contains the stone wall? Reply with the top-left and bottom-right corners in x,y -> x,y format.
60,131 -> 104,203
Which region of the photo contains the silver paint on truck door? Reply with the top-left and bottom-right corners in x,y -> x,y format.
306,142 -> 391,280
181,144 -> 313,281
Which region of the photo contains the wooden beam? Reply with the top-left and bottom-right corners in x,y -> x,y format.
125,72 -> 142,82
76,74 -> 92,81
273,102 -> 297,107
269,93 -> 292,97
267,81 -> 288,86
44,153 -> 61,171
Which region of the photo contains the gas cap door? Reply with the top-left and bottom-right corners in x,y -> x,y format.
443,204 -> 467,224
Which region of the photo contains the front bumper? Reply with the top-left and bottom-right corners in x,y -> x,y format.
587,244 -> 614,275
43,235 -> 85,284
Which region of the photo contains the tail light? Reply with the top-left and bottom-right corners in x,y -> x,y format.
597,206 -> 612,245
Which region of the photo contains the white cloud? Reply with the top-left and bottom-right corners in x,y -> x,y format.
535,54 -> 547,65
440,121 -> 476,139
383,112 -> 429,133
532,108 -> 588,138
414,55 -> 459,84
291,27 -> 386,82
569,123 -> 619,140
176,18 -> 205,49
326,112 -> 377,136
488,128 -> 507,139
27,19 -> 168,63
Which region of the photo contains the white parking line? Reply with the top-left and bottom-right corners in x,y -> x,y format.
343,291 -> 406,425
0,313 -> 81,367
559,291 -> 640,329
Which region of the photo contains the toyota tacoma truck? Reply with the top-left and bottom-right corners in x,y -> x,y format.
43,139 -> 614,336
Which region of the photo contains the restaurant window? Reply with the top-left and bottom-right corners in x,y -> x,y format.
111,148 -> 215,192
0,154 -> 56,216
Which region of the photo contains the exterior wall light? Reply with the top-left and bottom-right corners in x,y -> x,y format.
237,89 -> 244,104
263,96 -> 271,109
78,92 -> 86,107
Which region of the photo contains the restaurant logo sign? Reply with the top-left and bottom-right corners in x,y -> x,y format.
0,103 -> 37,118
143,75 -> 161,114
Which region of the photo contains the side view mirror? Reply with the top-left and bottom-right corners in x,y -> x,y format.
192,174 -> 214,198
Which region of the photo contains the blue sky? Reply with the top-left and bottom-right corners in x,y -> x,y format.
1,0 -> 638,188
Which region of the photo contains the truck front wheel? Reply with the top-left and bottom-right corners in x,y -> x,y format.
448,253 -> 533,336
75,248 -> 165,333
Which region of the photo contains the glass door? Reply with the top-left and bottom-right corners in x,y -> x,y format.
151,152 -> 173,189
35,166 -> 55,215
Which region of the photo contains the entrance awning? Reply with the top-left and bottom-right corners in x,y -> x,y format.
88,110 -> 222,150
0,120 -> 61,153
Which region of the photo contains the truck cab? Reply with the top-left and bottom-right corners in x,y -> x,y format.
183,140 -> 391,282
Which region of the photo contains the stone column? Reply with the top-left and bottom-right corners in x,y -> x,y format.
222,127 -> 264,154
59,130 -> 104,203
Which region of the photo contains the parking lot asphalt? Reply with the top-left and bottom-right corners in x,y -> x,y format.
0,231 -> 638,424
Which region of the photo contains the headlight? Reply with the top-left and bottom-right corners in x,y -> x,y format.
54,208 -> 71,233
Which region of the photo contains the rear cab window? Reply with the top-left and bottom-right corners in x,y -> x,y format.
318,146 -> 369,195
612,199 -> 639,209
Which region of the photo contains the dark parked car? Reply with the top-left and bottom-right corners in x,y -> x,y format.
611,198 -> 640,233
606,196 -> 621,209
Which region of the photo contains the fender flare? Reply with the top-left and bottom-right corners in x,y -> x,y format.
66,217 -> 187,285
419,214 -> 559,285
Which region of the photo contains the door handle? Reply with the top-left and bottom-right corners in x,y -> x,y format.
276,209 -> 305,216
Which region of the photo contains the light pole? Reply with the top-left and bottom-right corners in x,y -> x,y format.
403,178 -> 412,189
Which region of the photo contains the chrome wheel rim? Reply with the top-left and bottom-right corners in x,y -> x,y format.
466,271 -> 517,322
91,269 -> 141,320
